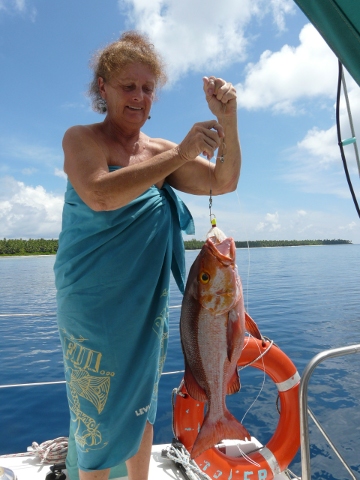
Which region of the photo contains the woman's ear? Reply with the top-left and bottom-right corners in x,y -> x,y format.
98,77 -> 106,99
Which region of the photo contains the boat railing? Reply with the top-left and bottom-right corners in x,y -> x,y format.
299,343 -> 360,480
0,366 -> 186,391
0,306 -> 185,391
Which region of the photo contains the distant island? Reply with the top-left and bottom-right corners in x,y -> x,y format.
0,238 -> 59,256
0,238 -> 353,256
184,239 -> 352,250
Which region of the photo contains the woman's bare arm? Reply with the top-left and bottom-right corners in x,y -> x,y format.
167,77 -> 241,195
63,119 -> 224,211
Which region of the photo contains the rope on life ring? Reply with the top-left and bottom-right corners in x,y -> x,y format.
173,337 -> 300,480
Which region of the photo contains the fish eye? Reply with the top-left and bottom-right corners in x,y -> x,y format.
199,272 -> 210,284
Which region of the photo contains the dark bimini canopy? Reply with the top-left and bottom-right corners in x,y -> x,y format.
294,0 -> 360,87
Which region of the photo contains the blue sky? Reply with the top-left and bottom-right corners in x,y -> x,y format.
1,0 -> 360,243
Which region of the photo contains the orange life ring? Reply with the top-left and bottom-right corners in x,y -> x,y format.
173,337 -> 300,479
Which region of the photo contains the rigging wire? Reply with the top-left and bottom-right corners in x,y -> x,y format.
340,68 -> 360,175
336,60 -> 360,218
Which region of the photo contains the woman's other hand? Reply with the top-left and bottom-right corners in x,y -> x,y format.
177,120 -> 224,161
203,76 -> 237,119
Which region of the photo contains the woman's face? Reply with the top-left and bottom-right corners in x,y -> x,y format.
99,62 -> 156,127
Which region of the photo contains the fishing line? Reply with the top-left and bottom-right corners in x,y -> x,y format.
208,157 -> 213,222
239,335 -> 267,427
235,188 -> 251,314
205,103 -> 227,243
206,163 -> 226,242
235,446 -> 261,468
231,335 -> 264,469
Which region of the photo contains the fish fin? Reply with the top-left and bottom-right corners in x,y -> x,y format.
227,308 -> 243,362
184,364 -> 208,403
190,408 -> 250,459
245,312 -> 263,340
227,368 -> 241,395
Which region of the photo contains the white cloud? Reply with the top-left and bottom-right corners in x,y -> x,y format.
296,79 -> 360,165
256,212 -> 281,232
0,0 -> 36,19
339,221 -> 357,232
179,189 -> 360,243
0,176 -> 63,238
297,125 -> 339,165
21,167 -> 37,175
60,101 -> 88,111
0,137 -> 63,181
0,137 -> 62,164
119,0 -> 295,83
180,188 -> 359,243
269,0 -> 294,31
281,157 -> 352,198
235,23 -> 337,113
282,76 -> 360,197
245,208 -> 359,242
54,168 -> 67,180
14,0 -> 25,11
0,0 -> 24,12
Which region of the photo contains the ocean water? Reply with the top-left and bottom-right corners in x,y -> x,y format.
0,245 -> 359,479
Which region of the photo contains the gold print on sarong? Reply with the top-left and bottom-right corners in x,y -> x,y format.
71,370 -> 110,414
152,289 -> 168,339
152,291 -> 169,400
62,330 -> 113,452
152,330 -> 169,399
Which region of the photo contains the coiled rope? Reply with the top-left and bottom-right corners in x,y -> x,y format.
0,437 -> 68,464
162,442 -> 211,480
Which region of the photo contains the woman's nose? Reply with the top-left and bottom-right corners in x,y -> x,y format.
132,87 -> 143,101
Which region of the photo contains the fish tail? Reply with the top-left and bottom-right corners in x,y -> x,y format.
190,409 -> 250,459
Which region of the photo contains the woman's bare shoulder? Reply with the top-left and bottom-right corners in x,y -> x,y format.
63,123 -> 102,143
62,124 -> 109,161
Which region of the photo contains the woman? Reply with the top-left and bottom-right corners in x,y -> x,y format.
54,31 -> 241,480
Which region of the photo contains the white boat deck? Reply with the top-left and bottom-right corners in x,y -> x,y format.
0,445 -> 179,480
0,442 -> 291,480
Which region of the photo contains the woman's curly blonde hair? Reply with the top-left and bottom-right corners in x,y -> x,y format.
88,31 -> 167,114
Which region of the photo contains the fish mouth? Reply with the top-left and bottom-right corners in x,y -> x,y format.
205,237 -> 235,265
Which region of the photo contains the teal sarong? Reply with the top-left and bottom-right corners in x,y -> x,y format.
54,168 -> 194,477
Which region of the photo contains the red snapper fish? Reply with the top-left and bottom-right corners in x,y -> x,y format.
180,236 -> 262,459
